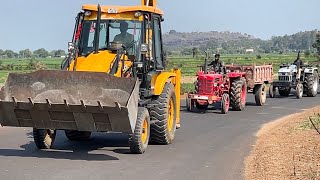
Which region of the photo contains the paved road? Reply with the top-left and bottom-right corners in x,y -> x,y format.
0,91 -> 319,180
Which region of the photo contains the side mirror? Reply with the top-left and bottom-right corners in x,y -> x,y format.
141,43 -> 148,54
68,42 -> 75,52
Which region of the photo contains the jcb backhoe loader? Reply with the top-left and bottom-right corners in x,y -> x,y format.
0,0 -> 181,154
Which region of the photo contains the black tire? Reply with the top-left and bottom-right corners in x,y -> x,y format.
254,84 -> 266,106
195,102 -> 208,110
221,93 -> 230,114
186,97 -> 192,112
304,71 -> 319,97
279,88 -> 291,96
65,130 -> 91,141
150,83 -> 177,145
33,128 -> 56,149
230,78 -> 247,111
296,83 -> 303,99
269,84 -> 276,98
129,107 -> 150,154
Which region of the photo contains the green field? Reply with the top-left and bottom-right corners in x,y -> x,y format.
0,54 -> 318,85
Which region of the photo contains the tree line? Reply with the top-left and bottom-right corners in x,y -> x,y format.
0,48 -> 66,59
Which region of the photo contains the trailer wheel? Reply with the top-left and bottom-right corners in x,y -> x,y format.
221,93 -> 230,114
254,84 -> 266,106
269,84 -> 276,98
296,83 -> 303,99
129,107 -> 150,154
150,83 -> 177,144
305,71 -> 319,97
33,128 -> 56,149
230,78 -> 247,111
65,131 -> 91,141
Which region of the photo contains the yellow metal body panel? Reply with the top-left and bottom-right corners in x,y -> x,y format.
82,4 -> 163,15
84,12 -> 143,21
68,51 -> 132,77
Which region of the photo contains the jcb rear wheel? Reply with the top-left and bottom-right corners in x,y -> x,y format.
150,83 -> 177,145
230,78 -> 247,111
129,107 -> 150,154
65,131 -> 91,141
33,128 -> 56,149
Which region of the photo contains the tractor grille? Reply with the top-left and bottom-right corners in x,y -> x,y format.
198,78 -> 219,95
279,75 -> 291,82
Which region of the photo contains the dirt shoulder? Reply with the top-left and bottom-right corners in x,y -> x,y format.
245,106 -> 320,180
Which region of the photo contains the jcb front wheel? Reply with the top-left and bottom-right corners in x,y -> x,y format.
33,128 -> 56,149
150,83 -> 177,145
129,107 -> 150,154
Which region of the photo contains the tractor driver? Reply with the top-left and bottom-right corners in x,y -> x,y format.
293,52 -> 304,68
113,21 -> 134,48
208,54 -> 225,74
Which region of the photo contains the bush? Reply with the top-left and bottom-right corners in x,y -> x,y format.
256,55 -> 262,59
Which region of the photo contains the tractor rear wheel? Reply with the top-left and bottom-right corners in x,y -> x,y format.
279,88 -> 291,96
129,107 -> 150,154
221,93 -> 230,114
254,84 -> 266,106
304,71 -> 319,97
150,83 -> 177,145
65,131 -> 91,141
33,128 -> 56,149
230,78 -> 247,111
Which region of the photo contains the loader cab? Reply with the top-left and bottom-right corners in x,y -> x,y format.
67,5 -> 166,80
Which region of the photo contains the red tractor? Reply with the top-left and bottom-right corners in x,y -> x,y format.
186,55 -> 247,114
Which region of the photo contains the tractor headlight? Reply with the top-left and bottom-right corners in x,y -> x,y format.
84,11 -> 92,17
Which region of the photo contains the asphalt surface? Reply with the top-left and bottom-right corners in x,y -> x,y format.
0,90 -> 319,180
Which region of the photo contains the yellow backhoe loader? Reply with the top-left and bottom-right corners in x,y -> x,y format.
0,0 -> 181,154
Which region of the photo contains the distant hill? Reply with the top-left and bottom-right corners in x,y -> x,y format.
163,30 -> 319,54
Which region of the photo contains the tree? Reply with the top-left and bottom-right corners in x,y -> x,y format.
19,49 -> 33,58
312,32 -> 320,55
192,47 -> 199,58
54,49 -> 66,57
169,30 -> 177,35
4,50 -> 16,58
33,48 -> 49,58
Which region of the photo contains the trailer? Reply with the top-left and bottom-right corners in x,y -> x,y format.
224,64 -> 273,106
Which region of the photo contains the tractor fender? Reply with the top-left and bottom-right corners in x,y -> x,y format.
153,72 -> 177,95
304,67 -> 318,74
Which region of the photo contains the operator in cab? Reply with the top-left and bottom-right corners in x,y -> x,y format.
113,21 -> 134,48
208,54 -> 225,74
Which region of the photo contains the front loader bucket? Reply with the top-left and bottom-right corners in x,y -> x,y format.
0,70 -> 139,134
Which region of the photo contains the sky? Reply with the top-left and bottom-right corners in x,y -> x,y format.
0,0 -> 319,51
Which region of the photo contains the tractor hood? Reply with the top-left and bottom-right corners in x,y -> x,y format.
278,64 -> 297,74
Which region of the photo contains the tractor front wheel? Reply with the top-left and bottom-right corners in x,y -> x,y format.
296,83 -> 303,99
254,84 -> 266,106
221,93 -> 230,114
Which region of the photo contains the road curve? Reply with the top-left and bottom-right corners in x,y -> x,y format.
0,90 -> 319,180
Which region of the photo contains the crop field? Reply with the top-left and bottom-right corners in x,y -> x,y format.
0,54 -> 318,86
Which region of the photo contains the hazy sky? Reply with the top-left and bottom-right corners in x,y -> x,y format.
0,0 -> 319,51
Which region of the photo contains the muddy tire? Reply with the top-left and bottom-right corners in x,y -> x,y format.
150,83 -> 177,144
296,83 -> 303,99
129,107 -> 150,154
254,84 -> 266,106
221,93 -> 230,114
230,78 -> 247,111
279,88 -> 291,96
33,128 -> 56,149
304,71 -> 319,97
269,84 -> 276,98
65,130 -> 91,141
